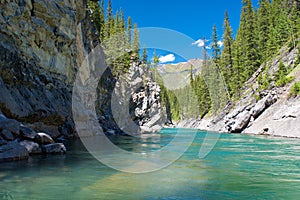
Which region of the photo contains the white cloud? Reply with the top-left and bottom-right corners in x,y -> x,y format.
217,40 -> 224,47
159,54 -> 176,63
192,39 -> 205,47
192,39 -> 209,47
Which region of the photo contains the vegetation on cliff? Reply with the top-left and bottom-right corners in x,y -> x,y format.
166,0 -> 300,121
87,0 -> 141,76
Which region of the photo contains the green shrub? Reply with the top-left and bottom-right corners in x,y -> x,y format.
275,76 -> 295,87
289,82 -> 300,98
254,94 -> 261,101
274,61 -> 295,87
295,54 -> 300,67
258,65 -> 271,90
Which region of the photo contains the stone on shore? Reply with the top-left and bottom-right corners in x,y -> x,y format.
20,125 -> 37,140
20,140 -> 42,155
0,142 -> 29,162
42,143 -> 66,154
35,132 -> 55,145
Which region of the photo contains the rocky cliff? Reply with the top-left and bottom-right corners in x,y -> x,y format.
0,0 -> 92,139
177,46 -> 300,138
0,0 -> 166,161
0,0 -> 94,161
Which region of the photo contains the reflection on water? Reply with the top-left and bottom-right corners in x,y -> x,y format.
0,129 -> 300,199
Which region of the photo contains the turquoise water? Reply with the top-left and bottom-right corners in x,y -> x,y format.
1,129 -> 300,199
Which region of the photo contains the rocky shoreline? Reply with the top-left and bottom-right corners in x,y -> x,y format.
176,92 -> 300,139
177,47 -> 300,138
0,112 -> 66,162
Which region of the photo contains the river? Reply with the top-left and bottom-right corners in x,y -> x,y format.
0,129 -> 300,199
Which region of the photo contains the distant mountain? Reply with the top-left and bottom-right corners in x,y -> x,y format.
155,59 -> 202,90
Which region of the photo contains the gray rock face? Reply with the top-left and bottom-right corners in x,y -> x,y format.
0,142 -> 29,162
0,0 -> 94,139
0,0 -> 169,162
0,0 -> 164,142
245,97 -> 300,137
224,92 -> 278,133
107,63 -> 166,135
130,69 -> 165,132
42,143 -> 66,154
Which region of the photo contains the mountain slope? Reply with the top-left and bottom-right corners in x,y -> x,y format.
156,59 -> 202,90
177,45 -> 300,138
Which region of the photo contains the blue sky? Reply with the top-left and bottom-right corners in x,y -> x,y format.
110,0 -> 259,63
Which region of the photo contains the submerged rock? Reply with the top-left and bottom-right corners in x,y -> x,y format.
42,143 -> 66,154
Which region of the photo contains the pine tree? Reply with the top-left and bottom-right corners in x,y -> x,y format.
257,0 -> 271,62
87,0 -> 105,41
127,16 -> 132,45
190,65 -> 194,85
232,5 -> 247,98
107,0 -> 113,21
232,32 -> 245,98
104,0 -> 113,38
289,0 -> 300,48
211,25 -> 221,64
274,0 -> 290,45
142,47 -> 148,64
243,0 -> 260,79
220,11 -> 234,96
132,23 -> 140,59
153,50 -> 159,66
232,0 -> 260,97
267,0 -> 290,57
202,36 -> 208,68
193,75 -> 211,118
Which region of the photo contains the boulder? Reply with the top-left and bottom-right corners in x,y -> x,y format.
19,140 -> 42,155
30,123 -> 62,140
0,138 -> 7,146
258,128 -> 271,135
0,142 -> 29,162
230,111 -> 252,133
20,125 -> 37,140
35,133 -> 54,145
252,93 -> 278,119
0,117 -> 20,137
42,143 -> 66,154
106,130 -> 116,135
0,130 -> 14,141
251,99 -> 267,119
